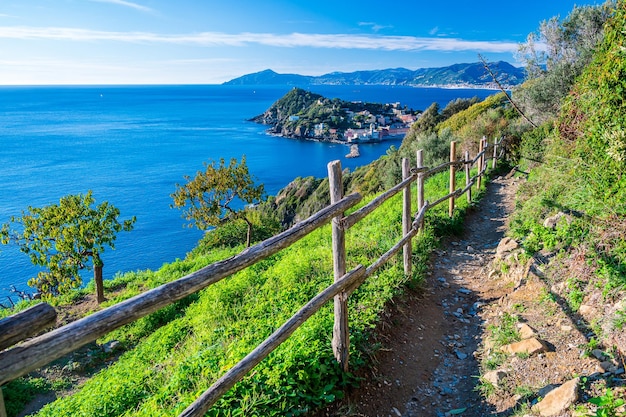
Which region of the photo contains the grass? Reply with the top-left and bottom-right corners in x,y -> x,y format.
487,312 -> 521,348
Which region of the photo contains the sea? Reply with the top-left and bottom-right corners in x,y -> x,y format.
0,84 -> 496,303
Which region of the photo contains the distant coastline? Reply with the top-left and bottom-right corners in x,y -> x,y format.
224,61 -> 525,90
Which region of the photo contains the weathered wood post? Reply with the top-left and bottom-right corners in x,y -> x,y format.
327,160 -> 349,371
476,138 -> 484,191
449,141 -> 456,218
464,150 -> 471,204
482,137 -> 488,174
402,158 -> 412,277
416,150 -> 425,230
492,138 -> 498,169
0,390 -> 6,417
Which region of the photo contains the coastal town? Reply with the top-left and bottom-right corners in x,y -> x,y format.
304,100 -> 415,143
251,88 -> 419,151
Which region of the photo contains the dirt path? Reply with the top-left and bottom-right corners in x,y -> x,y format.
316,173 -> 521,417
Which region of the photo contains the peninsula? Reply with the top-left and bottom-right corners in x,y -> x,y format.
250,87 -> 417,143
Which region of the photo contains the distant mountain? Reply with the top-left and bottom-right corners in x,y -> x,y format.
224,62 -> 525,88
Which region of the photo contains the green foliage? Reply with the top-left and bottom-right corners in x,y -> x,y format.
515,1 -> 614,124
510,0 -> 626,310
0,191 -> 135,298
588,388 -> 626,417
171,156 -> 265,247
487,313 -> 520,347
2,377 -> 51,417
518,122 -> 556,165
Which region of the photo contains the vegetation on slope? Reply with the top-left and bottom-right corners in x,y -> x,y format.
508,0 -> 625,353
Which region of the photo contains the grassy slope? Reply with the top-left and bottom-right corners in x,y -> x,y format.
509,0 -> 626,355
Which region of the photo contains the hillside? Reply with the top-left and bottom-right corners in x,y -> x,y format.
225,61 -> 525,88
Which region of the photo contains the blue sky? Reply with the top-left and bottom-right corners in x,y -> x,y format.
0,0 -> 608,84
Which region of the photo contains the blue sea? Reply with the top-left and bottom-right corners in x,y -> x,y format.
0,84 -> 496,302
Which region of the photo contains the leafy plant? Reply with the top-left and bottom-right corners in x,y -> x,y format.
171,156 -> 265,247
0,191 -> 135,303
588,388 -> 626,417
487,313 -> 521,347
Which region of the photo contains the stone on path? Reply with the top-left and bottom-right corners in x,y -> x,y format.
496,237 -> 519,258
483,370 -> 507,386
518,323 -> 537,339
531,378 -> 579,416
500,337 -> 547,356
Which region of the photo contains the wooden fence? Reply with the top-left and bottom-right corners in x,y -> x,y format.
0,137 -> 504,417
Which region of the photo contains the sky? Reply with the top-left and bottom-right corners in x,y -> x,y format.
0,0 -> 610,85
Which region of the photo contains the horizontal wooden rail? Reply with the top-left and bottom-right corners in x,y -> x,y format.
0,303 -> 56,351
179,265 -> 367,417
429,188 -> 463,209
425,160 -> 464,177
341,171 -> 418,230
0,192 -> 362,386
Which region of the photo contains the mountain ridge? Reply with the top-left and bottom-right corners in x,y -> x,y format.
224,61 -> 525,88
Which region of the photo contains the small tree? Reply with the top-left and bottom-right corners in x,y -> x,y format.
171,156 -> 265,248
0,191 -> 135,303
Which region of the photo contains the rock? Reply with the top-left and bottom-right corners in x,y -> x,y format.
578,304 -> 596,316
455,350 -> 468,360
458,288 -> 472,295
483,370 -> 507,386
501,338 -> 548,356
102,340 -> 121,354
346,144 -> 360,158
532,378 -> 579,416
591,349 -> 609,361
518,323 -> 538,339
543,212 -> 567,229
598,361 -> 618,373
496,237 -> 519,258
560,325 -> 573,332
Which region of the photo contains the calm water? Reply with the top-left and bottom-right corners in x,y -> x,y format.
0,84 -> 495,301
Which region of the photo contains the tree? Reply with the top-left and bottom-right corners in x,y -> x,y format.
171,156 -> 265,248
0,191 -> 135,303
514,1 -> 614,123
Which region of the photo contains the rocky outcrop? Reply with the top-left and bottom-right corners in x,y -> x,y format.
531,378 -> 579,416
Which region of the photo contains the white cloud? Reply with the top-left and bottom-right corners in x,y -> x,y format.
0,26 -> 520,53
89,0 -> 154,13
358,22 -> 392,32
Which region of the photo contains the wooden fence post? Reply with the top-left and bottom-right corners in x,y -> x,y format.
327,160 -> 349,372
449,141 -> 456,218
482,137 -> 488,174
0,389 -> 6,417
476,138 -> 484,191
464,150 -> 471,204
492,138 -> 498,169
416,150 -> 425,230
402,158 -> 412,277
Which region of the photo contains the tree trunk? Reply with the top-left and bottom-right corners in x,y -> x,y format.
93,254 -> 105,304
244,218 -> 252,248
